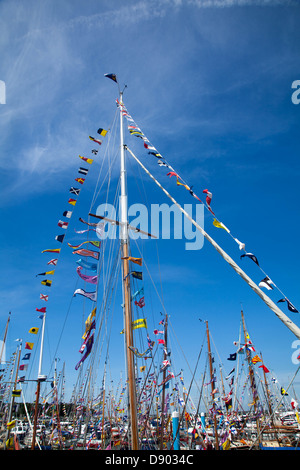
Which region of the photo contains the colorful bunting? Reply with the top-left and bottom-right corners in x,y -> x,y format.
73,288 -> 97,302
41,248 -> 61,254
104,73 -> 118,83
76,259 -> 98,271
89,136 -> 102,145
79,155 -> 93,164
240,253 -> 259,266
277,298 -> 299,313
76,266 -> 98,284
259,277 -> 274,290
73,248 -> 100,260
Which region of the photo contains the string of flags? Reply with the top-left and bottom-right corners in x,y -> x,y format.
115,95 -> 298,315
15,124 -> 109,384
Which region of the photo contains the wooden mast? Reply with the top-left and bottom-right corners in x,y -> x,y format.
241,309 -> 261,447
205,321 -> 219,450
119,90 -> 139,450
159,313 -> 168,450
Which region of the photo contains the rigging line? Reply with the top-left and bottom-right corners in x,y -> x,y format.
122,102 -> 298,309
126,145 -> 300,340
89,107 -> 119,212
167,318 -> 202,395
249,362 -> 300,450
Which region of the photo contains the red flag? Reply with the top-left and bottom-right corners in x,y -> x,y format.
36,307 -> 46,313
259,364 -> 270,373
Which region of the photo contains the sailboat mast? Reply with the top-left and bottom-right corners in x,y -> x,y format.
31,311 -> 46,450
205,321 -> 219,450
0,312 -> 10,365
241,310 -> 261,446
119,91 -> 139,450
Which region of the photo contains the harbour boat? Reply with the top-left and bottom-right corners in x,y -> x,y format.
1,74 -> 300,451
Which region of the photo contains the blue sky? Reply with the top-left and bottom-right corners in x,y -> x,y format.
1,0 -> 300,407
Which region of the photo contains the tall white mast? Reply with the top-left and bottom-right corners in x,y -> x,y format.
119,90 -> 139,450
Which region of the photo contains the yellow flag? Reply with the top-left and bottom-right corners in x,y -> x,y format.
132,318 -> 147,330
122,256 -> 143,266
82,307 -> 96,339
120,318 -> 147,334
252,355 -> 262,364
176,177 -> 190,190
29,327 -> 39,334
140,366 -> 146,372
213,219 -> 230,233
6,420 -> 16,429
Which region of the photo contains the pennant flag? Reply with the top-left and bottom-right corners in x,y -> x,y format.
25,342 -> 34,350
82,307 -> 96,339
75,178 -> 85,185
234,238 -> 246,251
97,128 -> 108,137
104,73 -> 118,83
68,198 -> 77,206
148,151 -> 162,158
73,248 -> 99,260
203,189 -> 214,215
225,368 -> 235,379
36,307 -> 46,313
259,277 -> 274,290
131,287 -> 144,300
29,327 -> 39,334
36,270 -> 55,277
227,353 -> 237,361
281,387 -> 288,396
79,155 -> 93,164
75,333 -> 94,370
252,355 -> 262,364
76,259 -> 98,272
73,288 -> 97,302
189,187 -> 202,202
41,279 -> 52,287
78,167 -> 89,176
70,187 -> 80,196
22,353 -> 31,361
121,256 -> 142,266
213,219 -> 230,233
277,298 -> 299,313
134,297 -> 145,308
131,271 -> 143,280
176,177 -> 190,191
76,266 -> 98,284
63,211 -> 72,218
55,234 -> 65,243
89,136 -> 102,145
240,253 -> 259,266
39,294 -> 48,301
7,420 -> 16,429
259,364 -> 270,373
47,258 -> 58,266
58,220 -> 69,229
42,248 -> 61,254
157,159 -> 170,168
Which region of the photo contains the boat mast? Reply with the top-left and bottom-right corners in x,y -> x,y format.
240,309 -> 261,446
119,90 -> 139,450
205,321 -> 219,450
0,312 -> 11,366
159,313 -> 168,450
31,311 -> 47,450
